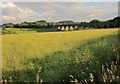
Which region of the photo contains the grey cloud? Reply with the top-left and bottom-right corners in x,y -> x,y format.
2,2 -> 118,24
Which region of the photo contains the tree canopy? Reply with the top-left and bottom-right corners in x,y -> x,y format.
2,16 -> 120,29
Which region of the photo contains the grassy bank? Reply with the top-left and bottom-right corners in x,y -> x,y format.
2,29 -> 119,83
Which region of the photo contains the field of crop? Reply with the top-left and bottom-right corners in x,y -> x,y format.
2,28 -> 54,34
2,28 -> 119,83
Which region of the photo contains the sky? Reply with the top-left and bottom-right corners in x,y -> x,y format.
0,0 -> 119,24
0,0 -> 119,2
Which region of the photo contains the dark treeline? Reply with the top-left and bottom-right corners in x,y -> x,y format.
2,20 -> 56,28
82,16 -> 120,29
2,16 -> 120,29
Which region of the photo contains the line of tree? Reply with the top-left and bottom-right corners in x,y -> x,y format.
79,16 -> 120,29
2,16 -> 120,29
2,21 -> 56,28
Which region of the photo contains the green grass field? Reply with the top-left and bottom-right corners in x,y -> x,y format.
2,28 -> 54,34
2,28 -> 119,83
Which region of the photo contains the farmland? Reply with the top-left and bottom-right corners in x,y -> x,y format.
1,28 -> 55,34
2,28 -> 119,83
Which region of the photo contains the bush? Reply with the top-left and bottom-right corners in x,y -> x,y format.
2,30 -> 17,35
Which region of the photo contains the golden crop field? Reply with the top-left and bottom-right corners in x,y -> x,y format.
2,28 -> 120,83
2,28 -> 118,71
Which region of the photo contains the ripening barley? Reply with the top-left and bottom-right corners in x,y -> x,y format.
89,73 -> 94,82
2,28 -> 118,82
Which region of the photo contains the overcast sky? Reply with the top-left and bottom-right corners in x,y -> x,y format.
0,0 -> 119,2
0,1 -> 119,24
